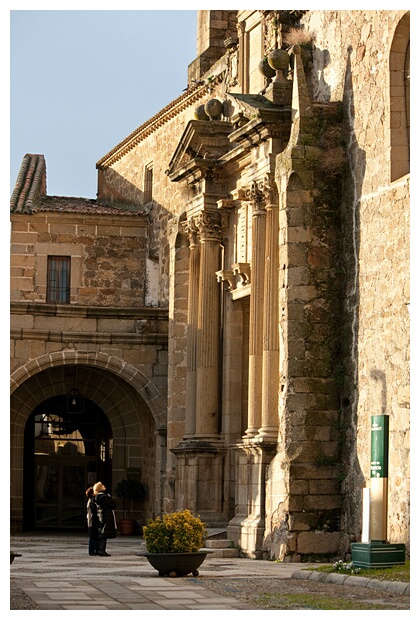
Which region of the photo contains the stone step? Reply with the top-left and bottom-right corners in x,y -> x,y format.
206,528 -> 228,540
205,538 -> 240,557
207,547 -> 240,558
205,539 -> 234,549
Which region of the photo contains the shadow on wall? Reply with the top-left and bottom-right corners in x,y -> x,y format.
339,45 -> 367,548
311,47 -> 331,102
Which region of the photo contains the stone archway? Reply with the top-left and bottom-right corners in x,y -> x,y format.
10,352 -> 167,532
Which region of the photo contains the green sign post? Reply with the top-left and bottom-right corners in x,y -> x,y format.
370,415 -> 389,479
352,414 -> 405,568
370,415 -> 388,542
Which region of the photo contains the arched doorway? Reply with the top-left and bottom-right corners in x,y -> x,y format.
11,354 -> 168,533
23,395 -> 112,530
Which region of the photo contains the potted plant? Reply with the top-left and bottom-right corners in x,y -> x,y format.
114,478 -> 146,535
142,509 -> 210,577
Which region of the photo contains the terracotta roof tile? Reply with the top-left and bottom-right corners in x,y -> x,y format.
10,153 -> 46,214
32,196 -> 145,216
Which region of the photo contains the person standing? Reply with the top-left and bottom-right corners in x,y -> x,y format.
93,481 -> 117,557
85,487 -> 99,556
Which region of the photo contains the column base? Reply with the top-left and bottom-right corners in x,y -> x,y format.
227,516 -> 264,559
172,438 -> 227,526
243,427 -> 259,439
255,426 -> 278,441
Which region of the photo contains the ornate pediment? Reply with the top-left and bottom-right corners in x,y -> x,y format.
166,119 -> 233,182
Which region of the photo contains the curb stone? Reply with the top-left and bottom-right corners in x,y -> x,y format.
344,575 -> 371,588
291,571 -> 409,596
325,573 -> 348,585
308,571 -> 328,582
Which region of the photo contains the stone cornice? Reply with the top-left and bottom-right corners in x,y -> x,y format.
10,301 -> 168,321
10,328 -> 167,346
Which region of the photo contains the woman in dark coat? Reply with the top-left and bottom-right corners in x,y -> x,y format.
93,481 -> 117,556
86,487 -> 99,556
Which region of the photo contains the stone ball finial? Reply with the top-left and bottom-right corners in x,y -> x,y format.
194,104 -> 210,121
204,98 -> 223,120
267,48 -> 290,72
292,44 -> 302,55
258,57 -> 276,79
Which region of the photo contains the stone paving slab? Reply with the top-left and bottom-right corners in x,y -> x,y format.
11,576 -> 257,610
10,534 -> 263,610
10,533 -> 409,610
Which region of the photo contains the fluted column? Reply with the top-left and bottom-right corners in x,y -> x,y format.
258,175 -> 280,440
183,219 -> 201,438
244,181 -> 266,438
195,210 -> 222,438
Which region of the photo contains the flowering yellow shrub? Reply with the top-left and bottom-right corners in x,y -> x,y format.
143,509 -> 207,553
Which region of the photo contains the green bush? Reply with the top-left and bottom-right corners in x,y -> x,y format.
143,509 -> 207,553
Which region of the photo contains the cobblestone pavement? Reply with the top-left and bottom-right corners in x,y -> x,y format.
10,533 -> 411,611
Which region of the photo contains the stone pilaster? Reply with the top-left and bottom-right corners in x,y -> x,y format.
195,210 -> 223,438
244,180 -> 266,438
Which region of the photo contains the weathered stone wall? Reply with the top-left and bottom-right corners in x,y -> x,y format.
298,10 -> 410,551
264,91 -> 344,560
10,213 -> 148,307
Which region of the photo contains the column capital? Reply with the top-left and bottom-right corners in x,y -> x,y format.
262,173 -> 278,207
245,174 -> 278,214
182,218 -> 200,248
196,210 -> 223,242
245,179 -> 266,215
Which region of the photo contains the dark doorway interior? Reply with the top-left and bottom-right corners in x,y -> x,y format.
23,396 -> 112,531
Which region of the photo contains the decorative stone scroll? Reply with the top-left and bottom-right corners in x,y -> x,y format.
232,262 -> 251,286
216,269 -> 236,290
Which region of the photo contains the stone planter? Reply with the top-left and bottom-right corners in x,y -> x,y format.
143,550 -> 211,577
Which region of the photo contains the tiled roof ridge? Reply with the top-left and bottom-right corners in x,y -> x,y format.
33,195 -> 146,216
10,154 -> 46,214
96,81 -> 207,169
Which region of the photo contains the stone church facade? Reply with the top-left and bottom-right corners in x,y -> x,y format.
10,10 -> 409,561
